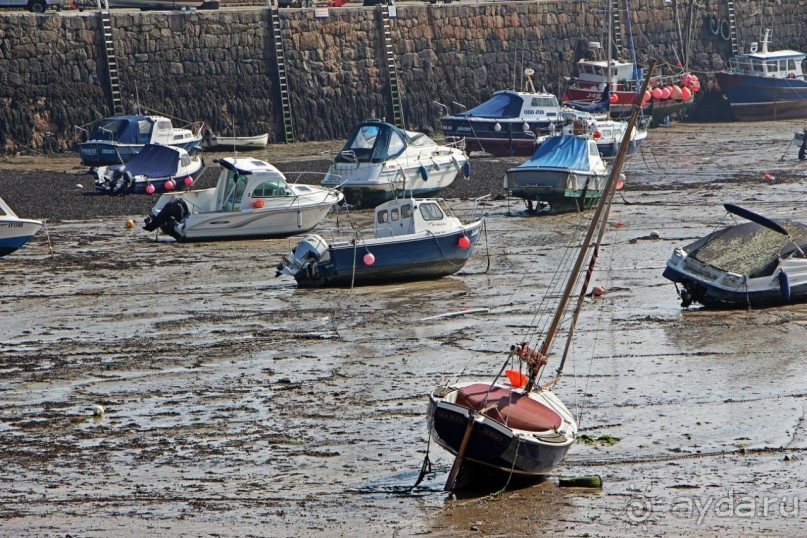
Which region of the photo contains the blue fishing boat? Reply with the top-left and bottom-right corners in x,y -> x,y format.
439,69 -> 565,157
79,115 -> 203,167
276,197 -> 483,287
714,30 -> 807,121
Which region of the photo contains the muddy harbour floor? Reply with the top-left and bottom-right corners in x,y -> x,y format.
1,121 -> 806,536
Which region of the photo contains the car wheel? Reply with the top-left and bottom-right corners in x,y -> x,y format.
28,0 -> 47,13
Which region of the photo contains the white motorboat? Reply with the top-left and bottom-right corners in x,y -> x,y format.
144,157 -> 343,242
662,203 -> 807,308
0,197 -> 42,257
201,132 -> 269,151
321,120 -> 469,209
94,144 -> 203,195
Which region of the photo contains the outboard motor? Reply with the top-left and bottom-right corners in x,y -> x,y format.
143,198 -> 189,241
276,235 -> 330,279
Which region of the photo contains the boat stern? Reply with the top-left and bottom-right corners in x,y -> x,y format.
276,234 -> 331,286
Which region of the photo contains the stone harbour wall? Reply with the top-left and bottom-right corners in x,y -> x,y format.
0,0 -> 805,154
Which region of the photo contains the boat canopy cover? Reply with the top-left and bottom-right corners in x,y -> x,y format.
686,220 -> 807,277
465,91 -> 524,118
121,144 -> 184,178
515,135 -> 591,171
88,116 -> 154,143
336,121 -> 409,163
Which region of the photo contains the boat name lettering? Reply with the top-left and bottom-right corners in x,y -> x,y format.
5,222 -> 23,228
479,425 -> 505,444
455,127 -> 472,133
524,110 -> 545,115
435,409 -> 468,424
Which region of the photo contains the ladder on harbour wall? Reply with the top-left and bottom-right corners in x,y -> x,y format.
97,0 -> 124,116
270,8 -> 295,144
610,0 -> 623,59
380,7 -> 404,129
726,0 -> 739,55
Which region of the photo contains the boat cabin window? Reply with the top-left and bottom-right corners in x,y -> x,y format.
788,58 -> 797,71
766,60 -> 778,73
180,154 -> 190,167
252,179 -> 291,198
530,97 -> 557,108
221,170 -> 248,212
137,120 -> 152,142
377,210 -> 388,224
352,125 -> 378,150
388,131 -> 405,155
419,202 -> 444,221
409,133 -> 437,148
401,204 -> 411,218
391,208 -> 399,221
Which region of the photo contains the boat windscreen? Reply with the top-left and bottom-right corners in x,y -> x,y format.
686,221 -> 807,277
466,92 -> 524,118
338,122 -> 407,163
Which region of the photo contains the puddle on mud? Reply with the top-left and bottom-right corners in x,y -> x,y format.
1,120 -> 806,536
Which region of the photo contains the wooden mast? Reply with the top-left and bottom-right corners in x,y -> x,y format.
525,60 -> 657,392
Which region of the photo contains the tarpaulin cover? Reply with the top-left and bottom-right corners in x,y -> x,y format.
513,135 -> 591,172
88,116 -> 154,144
465,91 -> 524,118
121,144 -> 181,178
686,220 -> 807,277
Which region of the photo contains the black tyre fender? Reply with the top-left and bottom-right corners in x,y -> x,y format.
28,0 -> 47,13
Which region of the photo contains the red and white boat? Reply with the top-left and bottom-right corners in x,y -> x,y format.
563,56 -> 700,124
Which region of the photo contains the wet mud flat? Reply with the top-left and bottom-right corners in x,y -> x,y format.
1,121 -> 807,536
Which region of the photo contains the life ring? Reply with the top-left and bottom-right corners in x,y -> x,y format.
720,19 -> 731,41
709,14 -> 720,35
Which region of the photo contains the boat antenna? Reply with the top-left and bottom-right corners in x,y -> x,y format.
525,59 -> 657,392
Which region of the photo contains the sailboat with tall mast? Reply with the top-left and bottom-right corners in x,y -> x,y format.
426,61 -> 656,489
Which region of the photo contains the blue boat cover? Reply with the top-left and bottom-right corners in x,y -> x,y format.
88,116 -> 154,143
121,144 -> 181,177
515,135 -> 591,171
465,91 -> 524,118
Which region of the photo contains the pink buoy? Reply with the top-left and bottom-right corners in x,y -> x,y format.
642,90 -> 651,105
616,180 -> 624,190
164,179 -> 175,191
660,87 -> 671,100
592,285 -> 606,297
363,252 -> 375,266
183,176 -> 193,186
609,93 -> 618,104
682,74 -> 692,87
458,236 -> 471,249
145,184 -> 156,194
652,88 -> 663,100
681,87 -> 692,101
671,85 -> 682,100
